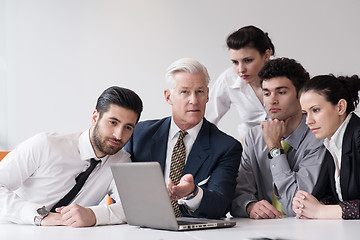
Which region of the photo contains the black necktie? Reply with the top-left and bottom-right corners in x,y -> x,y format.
51,158 -> 101,212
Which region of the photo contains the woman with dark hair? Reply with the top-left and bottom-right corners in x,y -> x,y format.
205,25 -> 275,141
293,74 -> 360,219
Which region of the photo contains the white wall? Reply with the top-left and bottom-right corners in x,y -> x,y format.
1,0 -> 360,150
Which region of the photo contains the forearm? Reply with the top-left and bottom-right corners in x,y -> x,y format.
190,189 -> 231,219
317,204 -> 342,219
89,203 -> 126,225
271,155 -> 323,215
0,188 -> 39,224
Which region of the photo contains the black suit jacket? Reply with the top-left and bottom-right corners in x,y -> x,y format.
125,117 -> 242,219
314,114 -> 360,203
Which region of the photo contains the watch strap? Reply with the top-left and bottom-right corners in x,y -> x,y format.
183,186 -> 199,200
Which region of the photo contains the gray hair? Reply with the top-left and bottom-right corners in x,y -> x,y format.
165,58 -> 210,88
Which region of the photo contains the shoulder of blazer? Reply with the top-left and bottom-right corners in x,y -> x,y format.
201,118 -> 240,147
135,117 -> 170,131
343,114 -> 360,155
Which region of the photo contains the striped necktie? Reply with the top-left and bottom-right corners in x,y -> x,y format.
169,130 -> 188,217
272,140 -> 291,216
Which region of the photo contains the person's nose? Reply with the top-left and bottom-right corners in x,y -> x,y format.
269,94 -> 278,105
188,92 -> 198,105
305,114 -> 315,126
237,63 -> 245,74
113,127 -> 123,140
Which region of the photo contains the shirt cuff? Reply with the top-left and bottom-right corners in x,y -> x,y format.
89,203 -> 126,226
23,203 -> 41,225
178,187 -> 203,212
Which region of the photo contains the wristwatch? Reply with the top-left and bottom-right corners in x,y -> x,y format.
268,148 -> 285,159
183,186 -> 199,200
34,206 -> 49,226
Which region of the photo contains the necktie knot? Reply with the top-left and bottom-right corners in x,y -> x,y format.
178,130 -> 188,140
90,158 -> 101,167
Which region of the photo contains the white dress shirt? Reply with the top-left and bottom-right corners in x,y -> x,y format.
164,119 -> 204,211
205,67 -> 269,141
0,130 -> 130,225
323,113 -> 352,202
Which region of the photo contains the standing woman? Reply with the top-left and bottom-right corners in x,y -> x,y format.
205,25 -> 274,141
293,74 -> 360,219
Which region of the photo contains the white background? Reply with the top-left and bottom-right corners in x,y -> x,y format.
1,0 -> 360,149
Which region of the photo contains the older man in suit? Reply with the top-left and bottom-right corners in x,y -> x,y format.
125,58 -> 242,219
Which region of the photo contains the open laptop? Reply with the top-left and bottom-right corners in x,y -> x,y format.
110,162 -> 236,231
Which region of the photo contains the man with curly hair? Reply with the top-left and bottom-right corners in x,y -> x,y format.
231,58 -> 326,219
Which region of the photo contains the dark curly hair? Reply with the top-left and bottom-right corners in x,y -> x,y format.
258,58 -> 310,97
301,74 -> 360,115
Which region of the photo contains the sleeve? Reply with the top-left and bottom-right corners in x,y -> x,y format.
339,200 -> 360,219
90,180 -> 126,225
178,187 -> 203,212
193,140 -> 241,219
230,133 -> 259,217
0,134 -> 46,224
271,142 -> 326,216
181,134 -> 242,219
205,70 -> 232,125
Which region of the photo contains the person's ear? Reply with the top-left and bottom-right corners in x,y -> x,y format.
264,49 -> 271,61
92,110 -> 99,126
164,89 -> 173,105
337,99 -> 347,115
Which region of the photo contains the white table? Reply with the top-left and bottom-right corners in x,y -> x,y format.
1,217 -> 358,240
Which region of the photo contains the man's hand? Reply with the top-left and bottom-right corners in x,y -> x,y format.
246,200 -> 282,219
56,204 -> 96,227
40,212 -> 63,226
167,174 -> 195,200
262,118 -> 289,151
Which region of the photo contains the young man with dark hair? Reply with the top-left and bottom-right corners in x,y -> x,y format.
231,58 -> 326,219
0,86 -> 143,227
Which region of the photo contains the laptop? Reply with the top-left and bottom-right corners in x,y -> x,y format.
110,162 -> 236,231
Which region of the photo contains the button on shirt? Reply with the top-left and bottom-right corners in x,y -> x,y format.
205,67 -> 269,141
164,119 -> 204,211
323,113 -> 353,202
0,130 -> 130,225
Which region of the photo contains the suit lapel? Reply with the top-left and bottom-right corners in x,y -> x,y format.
184,119 -> 210,179
150,118 -> 171,173
340,115 -> 358,200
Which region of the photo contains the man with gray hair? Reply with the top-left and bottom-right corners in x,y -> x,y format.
125,58 -> 242,219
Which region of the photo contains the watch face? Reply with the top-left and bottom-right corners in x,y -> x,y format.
37,207 -> 48,216
270,148 -> 281,157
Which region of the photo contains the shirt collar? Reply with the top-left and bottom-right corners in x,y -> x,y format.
324,113 -> 352,151
283,115 -> 308,151
169,118 -> 203,142
229,74 -> 247,90
78,129 -> 109,164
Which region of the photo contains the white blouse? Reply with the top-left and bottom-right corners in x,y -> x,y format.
206,67 -> 269,141
323,113 -> 352,202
